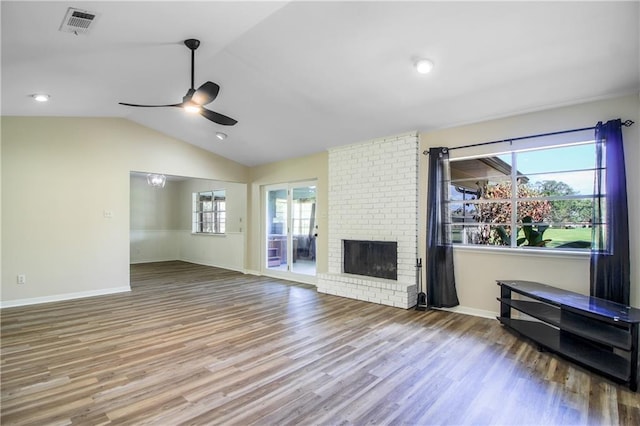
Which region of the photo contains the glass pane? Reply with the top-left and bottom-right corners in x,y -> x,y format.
519,170 -> 596,197
516,199 -> 552,223
515,200 -> 593,249
516,143 -> 596,175
542,199 -> 593,226
450,185 -> 479,202
266,189 -> 287,271
198,191 -> 213,212
480,180 -> 513,200
450,202 -> 474,223
212,189 -> 226,201
452,224 -> 513,246
291,185 -> 317,276
202,212 -> 214,232
472,201 -> 513,225
450,155 -> 512,180
449,201 -> 512,225
218,213 -> 226,233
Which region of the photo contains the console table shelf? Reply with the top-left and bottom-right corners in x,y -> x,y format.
497,280 -> 640,391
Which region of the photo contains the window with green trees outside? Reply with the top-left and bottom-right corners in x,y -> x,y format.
449,142 -> 597,250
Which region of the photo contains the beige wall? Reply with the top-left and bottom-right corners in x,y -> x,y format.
2,94 -> 638,312
247,151 -> 328,275
129,175 -> 247,269
174,178 -> 247,271
1,117 -> 249,306
130,174 -> 182,231
419,94 -> 640,313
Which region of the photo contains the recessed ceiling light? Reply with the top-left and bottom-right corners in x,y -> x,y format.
415,59 -> 434,74
32,94 -> 50,102
215,132 -> 227,141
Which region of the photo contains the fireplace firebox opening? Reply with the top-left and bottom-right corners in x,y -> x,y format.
343,240 -> 397,280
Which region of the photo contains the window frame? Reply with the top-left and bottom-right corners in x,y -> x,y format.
192,189 -> 226,235
448,141 -> 598,252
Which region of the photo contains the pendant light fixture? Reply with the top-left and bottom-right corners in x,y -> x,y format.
146,173 -> 166,188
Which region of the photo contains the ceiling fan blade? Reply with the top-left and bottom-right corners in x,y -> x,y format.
121,40 -> 236,128
191,82 -> 220,106
200,107 -> 238,126
119,102 -> 182,108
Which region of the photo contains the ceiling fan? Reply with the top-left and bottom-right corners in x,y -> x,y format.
119,39 -> 237,126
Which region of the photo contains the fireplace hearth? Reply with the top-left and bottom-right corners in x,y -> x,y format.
343,240 -> 397,280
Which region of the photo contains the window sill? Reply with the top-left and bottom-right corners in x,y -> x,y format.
452,244 -> 590,260
191,232 -> 226,237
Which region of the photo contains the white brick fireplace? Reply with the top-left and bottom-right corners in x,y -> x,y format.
317,132 -> 419,308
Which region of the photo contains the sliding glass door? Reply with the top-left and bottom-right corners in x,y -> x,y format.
265,182 -> 317,278
266,187 -> 288,272
291,185 -> 317,275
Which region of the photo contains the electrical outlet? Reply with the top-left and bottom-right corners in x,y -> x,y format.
17,274 -> 26,285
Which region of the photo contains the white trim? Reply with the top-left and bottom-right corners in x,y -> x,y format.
261,180 -> 318,284
435,305 -> 498,320
0,287 -> 131,309
244,269 -> 262,276
453,245 -> 590,260
177,258 -> 246,274
262,270 -> 318,286
130,257 -> 177,264
130,259 -> 251,274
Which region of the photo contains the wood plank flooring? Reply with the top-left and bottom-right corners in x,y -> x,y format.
1,261 -> 638,425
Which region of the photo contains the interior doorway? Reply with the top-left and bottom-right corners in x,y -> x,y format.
264,181 -> 317,281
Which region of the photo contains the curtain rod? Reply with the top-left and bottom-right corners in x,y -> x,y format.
422,119 -> 635,155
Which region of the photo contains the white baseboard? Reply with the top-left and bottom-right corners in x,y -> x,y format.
130,257 -> 176,264
260,271 -> 318,286
178,258 -> 245,274
0,286 -> 131,309
436,305 -> 498,319
244,269 -> 261,276
129,258 -> 246,274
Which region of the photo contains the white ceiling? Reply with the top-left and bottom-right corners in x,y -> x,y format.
2,1 -> 638,167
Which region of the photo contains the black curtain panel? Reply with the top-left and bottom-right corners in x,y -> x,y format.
426,147 -> 459,308
590,119 -> 630,305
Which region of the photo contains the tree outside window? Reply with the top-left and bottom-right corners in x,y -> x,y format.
449,143 -> 596,249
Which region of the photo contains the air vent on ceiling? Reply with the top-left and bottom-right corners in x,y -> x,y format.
59,7 -> 98,35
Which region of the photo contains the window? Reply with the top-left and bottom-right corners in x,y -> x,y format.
193,189 -> 226,234
449,142 -> 597,250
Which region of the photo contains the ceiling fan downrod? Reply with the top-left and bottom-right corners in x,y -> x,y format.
184,39 -> 200,91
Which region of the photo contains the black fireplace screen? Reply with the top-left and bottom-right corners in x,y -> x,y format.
343,240 -> 397,280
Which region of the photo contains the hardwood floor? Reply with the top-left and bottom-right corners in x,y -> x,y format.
1,261 -> 638,425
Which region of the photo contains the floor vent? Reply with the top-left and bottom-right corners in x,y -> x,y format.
59,7 -> 98,35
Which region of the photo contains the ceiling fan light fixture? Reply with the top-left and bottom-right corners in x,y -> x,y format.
146,174 -> 166,188
32,93 -> 50,102
215,132 -> 227,140
415,58 -> 434,74
183,103 -> 201,114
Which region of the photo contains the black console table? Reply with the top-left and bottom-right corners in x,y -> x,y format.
497,280 -> 640,391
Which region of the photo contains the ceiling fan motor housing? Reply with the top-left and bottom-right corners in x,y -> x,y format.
184,39 -> 200,50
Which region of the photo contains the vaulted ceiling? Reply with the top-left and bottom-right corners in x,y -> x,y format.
2,1 -> 638,166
